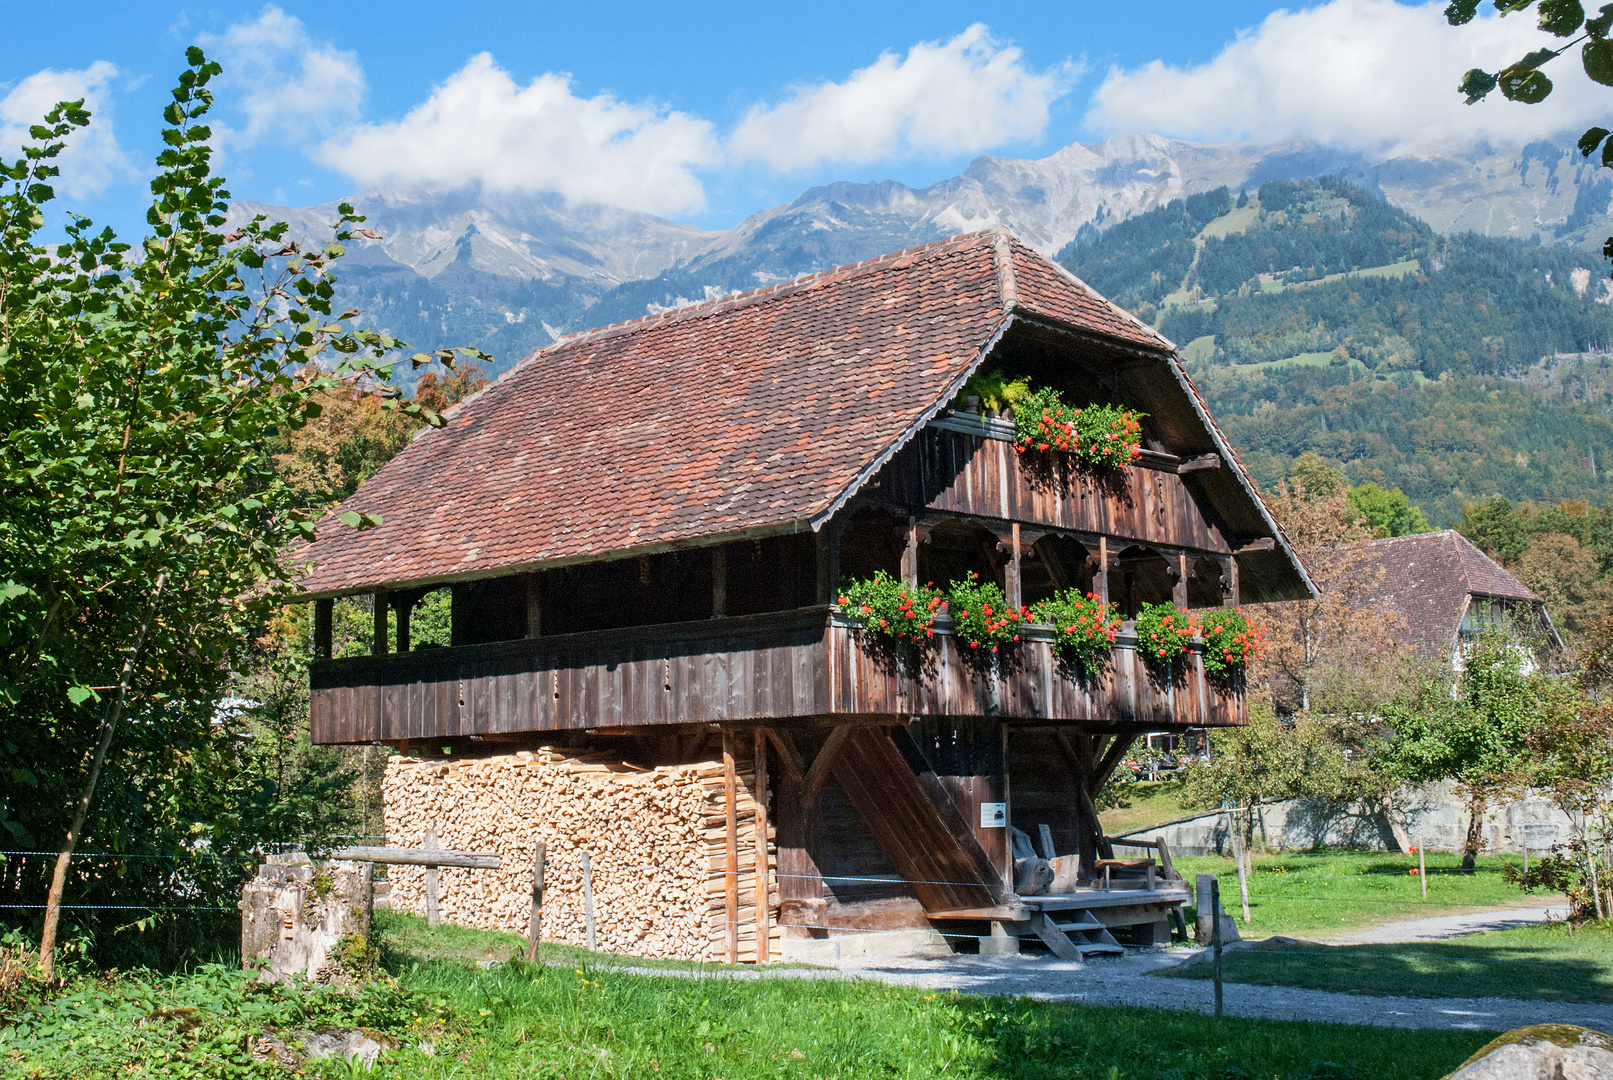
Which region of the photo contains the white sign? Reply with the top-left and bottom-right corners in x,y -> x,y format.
979,802 -> 1007,828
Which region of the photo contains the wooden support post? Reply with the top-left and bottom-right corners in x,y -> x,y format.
525,575 -> 542,638
373,588 -> 389,657
753,729 -> 770,964
816,531 -> 832,604
527,843 -> 545,961
1211,877 -> 1224,1017
1224,557 -> 1240,607
712,546 -> 727,619
1419,845 -> 1427,900
803,725 -> 852,807
314,599 -> 333,660
395,596 -> 412,653
762,727 -> 805,783
1174,552 -> 1189,608
450,584 -> 466,647
1007,523 -> 1023,610
581,850 -> 596,951
723,730 -> 739,963
424,828 -> 440,929
901,515 -> 919,586
1228,807 -> 1251,924
1097,536 -> 1110,607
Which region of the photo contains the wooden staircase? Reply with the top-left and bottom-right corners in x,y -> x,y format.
1028,909 -> 1124,960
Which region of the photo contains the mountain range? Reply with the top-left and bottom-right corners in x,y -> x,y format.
232,132 -> 1613,372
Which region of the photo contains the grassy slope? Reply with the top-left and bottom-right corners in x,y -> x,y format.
1163,920 -> 1613,1004
1174,851 -> 1560,940
1098,779 -> 1197,836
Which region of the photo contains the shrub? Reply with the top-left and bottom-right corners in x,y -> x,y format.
1134,602 -> 1196,666
1030,589 -> 1122,668
946,572 -> 1027,652
837,572 -> 945,644
1197,607 -> 1265,677
1010,386 -> 1144,468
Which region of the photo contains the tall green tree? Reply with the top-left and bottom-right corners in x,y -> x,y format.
1377,628 -> 1553,868
0,50 -> 473,976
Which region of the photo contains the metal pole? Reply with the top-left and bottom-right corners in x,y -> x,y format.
424,828 -> 440,930
582,850 -> 596,952
1211,877 -> 1224,1018
527,843 -> 546,962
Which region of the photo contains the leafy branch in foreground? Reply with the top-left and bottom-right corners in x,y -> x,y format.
0,47 -> 484,977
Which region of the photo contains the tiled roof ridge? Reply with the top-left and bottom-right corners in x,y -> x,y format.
505,228 -> 1010,372
1005,233 -> 1173,351
1357,529 -> 1541,602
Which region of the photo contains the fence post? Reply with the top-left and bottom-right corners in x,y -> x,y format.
1228,806 -> 1250,924
1211,877 -> 1224,1018
527,843 -> 546,962
582,850 -> 596,952
424,828 -> 440,930
1419,846 -> 1427,900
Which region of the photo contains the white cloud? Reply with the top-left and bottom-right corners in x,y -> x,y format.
318,53 -> 717,216
0,62 -> 136,198
1086,0 -> 1609,152
201,5 -> 365,150
730,24 -> 1073,171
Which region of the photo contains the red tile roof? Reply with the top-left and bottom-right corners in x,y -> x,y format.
1352,530 -> 1542,653
292,229 -> 1178,597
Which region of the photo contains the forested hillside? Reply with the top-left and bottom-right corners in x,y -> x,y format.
1061,179 -> 1613,522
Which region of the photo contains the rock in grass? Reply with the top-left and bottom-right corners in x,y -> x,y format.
1446,1024 -> 1613,1080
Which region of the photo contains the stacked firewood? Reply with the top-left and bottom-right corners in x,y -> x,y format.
381,747 -> 779,961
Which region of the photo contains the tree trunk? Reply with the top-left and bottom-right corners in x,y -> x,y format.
38,572 -> 165,980
1380,793 -> 1414,853
1462,793 -> 1485,873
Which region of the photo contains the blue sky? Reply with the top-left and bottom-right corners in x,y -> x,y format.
3,1 -> 1596,240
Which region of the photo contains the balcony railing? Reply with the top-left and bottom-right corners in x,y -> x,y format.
309,606 -> 1245,744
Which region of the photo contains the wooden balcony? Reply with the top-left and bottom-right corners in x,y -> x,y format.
308,607 -> 1245,745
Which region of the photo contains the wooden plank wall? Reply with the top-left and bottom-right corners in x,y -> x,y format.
872,429 -> 1232,552
311,610 -> 1244,744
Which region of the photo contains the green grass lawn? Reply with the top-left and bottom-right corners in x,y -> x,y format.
1162,920 -> 1613,1004
1099,779 -> 1197,836
1174,850 -> 1560,940
1,909 -> 1499,1079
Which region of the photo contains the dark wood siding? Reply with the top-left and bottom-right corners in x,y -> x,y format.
867,429 -> 1232,552
310,609 -> 1244,744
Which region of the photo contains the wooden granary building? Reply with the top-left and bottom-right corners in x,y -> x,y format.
296,229 -> 1312,961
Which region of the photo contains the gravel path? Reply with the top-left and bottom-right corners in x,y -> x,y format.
1325,902 -> 1570,944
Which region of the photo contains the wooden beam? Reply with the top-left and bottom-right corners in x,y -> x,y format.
1007,523 -> 1023,610
395,596 -> 412,653
762,727 -> 804,783
1054,730 -> 1108,867
723,730 -> 739,964
1177,453 -> 1222,473
1234,537 -> 1276,554
1225,557 -> 1241,607
1097,536 -> 1110,607
314,599 -> 333,660
712,546 -> 728,619
1092,733 -> 1137,794
327,845 -> 499,869
753,728 -> 770,964
1173,552 -> 1188,608
803,725 -> 852,805
901,515 -> 919,586
372,589 -> 389,657
525,574 -> 542,638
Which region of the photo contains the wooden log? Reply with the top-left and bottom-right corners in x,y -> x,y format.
582,849 -> 596,951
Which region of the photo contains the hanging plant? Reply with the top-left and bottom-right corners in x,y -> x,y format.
947,571 -> 1028,652
1134,602 -> 1197,666
1030,589 -> 1122,668
837,571 -> 945,644
1010,385 -> 1145,469
1197,607 -> 1265,677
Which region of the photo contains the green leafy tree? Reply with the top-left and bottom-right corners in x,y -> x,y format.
1347,483 -> 1433,537
1377,628 -> 1553,868
0,51 -> 478,976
